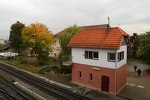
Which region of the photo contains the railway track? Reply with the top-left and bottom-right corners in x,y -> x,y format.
0,76 -> 37,100
0,62 -> 91,100
0,89 -> 16,100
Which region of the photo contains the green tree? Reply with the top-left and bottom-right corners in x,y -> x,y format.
0,44 -> 3,52
133,32 -> 150,63
57,25 -> 80,63
9,21 -> 26,55
141,32 -> 150,63
22,23 -> 55,65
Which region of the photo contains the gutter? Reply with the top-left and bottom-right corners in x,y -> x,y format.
114,49 -> 117,95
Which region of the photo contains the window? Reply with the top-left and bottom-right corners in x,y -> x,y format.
93,52 -> 98,59
89,73 -> 93,81
108,53 -> 116,62
85,51 -> 98,60
118,51 -> 124,61
78,71 -> 82,79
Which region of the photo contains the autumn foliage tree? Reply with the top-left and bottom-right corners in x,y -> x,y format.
22,23 -> 55,65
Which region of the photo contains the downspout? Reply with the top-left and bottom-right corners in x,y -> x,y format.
114,49 -> 117,95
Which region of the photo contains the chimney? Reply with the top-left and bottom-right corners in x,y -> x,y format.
106,17 -> 111,32
107,17 -> 110,28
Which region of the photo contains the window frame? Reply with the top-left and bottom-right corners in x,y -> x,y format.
107,52 -> 116,62
78,71 -> 82,80
118,51 -> 124,61
85,51 -> 99,60
89,73 -> 93,82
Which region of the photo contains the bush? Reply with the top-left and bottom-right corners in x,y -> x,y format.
56,65 -> 72,74
17,56 -> 37,65
38,66 -> 58,74
38,65 -> 72,74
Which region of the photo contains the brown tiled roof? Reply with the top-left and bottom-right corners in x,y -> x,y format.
56,24 -> 109,36
67,27 -> 128,49
80,24 -> 109,30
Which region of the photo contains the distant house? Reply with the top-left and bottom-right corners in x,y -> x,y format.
49,36 -> 61,58
0,39 -> 6,44
67,25 -> 129,94
127,33 -> 137,57
50,24 -> 109,58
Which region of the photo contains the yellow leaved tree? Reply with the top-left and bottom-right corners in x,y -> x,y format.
22,23 -> 55,65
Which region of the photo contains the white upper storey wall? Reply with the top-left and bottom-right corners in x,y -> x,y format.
72,45 -> 127,69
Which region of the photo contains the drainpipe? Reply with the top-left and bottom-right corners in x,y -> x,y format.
114,49 -> 117,95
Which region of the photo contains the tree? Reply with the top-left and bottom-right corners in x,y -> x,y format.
22,23 -> 55,65
133,32 -> 150,63
57,25 -> 80,63
0,44 -> 3,52
9,21 -> 26,55
140,32 -> 150,63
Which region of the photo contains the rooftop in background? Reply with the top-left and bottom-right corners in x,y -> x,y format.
0,39 -> 8,44
56,24 -> 109,36
67,27 -> 128,49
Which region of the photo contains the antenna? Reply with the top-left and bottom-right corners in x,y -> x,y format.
108,17 -> 110,26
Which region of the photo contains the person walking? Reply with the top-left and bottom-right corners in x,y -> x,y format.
137,68 -> 142,76
134,65 -> 137,72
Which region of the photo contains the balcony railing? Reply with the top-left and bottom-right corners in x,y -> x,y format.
62,56 -> 72,66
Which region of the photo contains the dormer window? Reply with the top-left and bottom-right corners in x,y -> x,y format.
85,51 -> 98,60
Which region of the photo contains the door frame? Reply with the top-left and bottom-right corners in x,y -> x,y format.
101,75 -> 110,92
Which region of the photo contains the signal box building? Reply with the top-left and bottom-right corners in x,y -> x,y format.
67,26 -> 128,94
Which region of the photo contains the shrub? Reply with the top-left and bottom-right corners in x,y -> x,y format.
17,56 -> 37,65
56,65 -> 72,74
38,66 -> 58,74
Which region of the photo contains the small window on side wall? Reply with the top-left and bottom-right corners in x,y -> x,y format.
89,73 -> 93,82
108,52 -> 116,62
78,71 -> 82,79
118,51 -> 124,61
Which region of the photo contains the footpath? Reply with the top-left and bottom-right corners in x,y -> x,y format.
118,60 -> 150,100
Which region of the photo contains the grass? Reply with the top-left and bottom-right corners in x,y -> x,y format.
1,59 -> 40,72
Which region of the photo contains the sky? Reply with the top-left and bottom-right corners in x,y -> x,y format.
0,0 -> 150,40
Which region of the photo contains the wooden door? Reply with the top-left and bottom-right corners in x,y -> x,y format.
101,76 -> 109,92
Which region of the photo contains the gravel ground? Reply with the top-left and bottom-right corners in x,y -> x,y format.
1,59 -> 150,100
0,69 -> 57,100
41,74 -> 76,87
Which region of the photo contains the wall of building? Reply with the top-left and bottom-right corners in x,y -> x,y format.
49,38 -> 61,57
0,39 -> 5,44
116,64 -> 126,93
71,63 -> 126,94
72,45 -> 127,69
117,45 -> 127,68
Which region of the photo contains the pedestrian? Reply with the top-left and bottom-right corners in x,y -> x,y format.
137,68 -> 142,76
134,65 -> 137,72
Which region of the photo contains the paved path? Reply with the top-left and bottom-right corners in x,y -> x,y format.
127,60 -> 150,72
119,59 -> 150,100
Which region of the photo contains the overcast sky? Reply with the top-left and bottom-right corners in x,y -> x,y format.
0,0 -> 150,39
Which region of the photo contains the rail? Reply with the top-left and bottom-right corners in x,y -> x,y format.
0,62 -> 91,100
